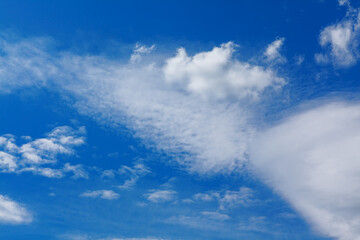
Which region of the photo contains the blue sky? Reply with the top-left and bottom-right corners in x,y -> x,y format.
1,0 -> 360,239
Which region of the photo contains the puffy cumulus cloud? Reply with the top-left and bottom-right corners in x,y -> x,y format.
80,190 -> 119,200
0,195 -> 32,224
264,38 -> 286,63
250,102 -> 360,240
145,189 -> 177,203
315,3 -> 360,68
164,42 -> 285,100
0,37 -> 285,174
0,126 -> 86,178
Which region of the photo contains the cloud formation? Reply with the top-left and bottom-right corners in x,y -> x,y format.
164,42 -> 285,100
80,190 -> 120,200
264,38 -> 286,63
250,102 -> 360,240
0,126 -> 86,178
192,187 -> 255,210
0,36 -> 287,174
315,2 -> 360,68
130,43 -> 156,63
117,163 -> 150,189
0,195 -> 32,224
145,189 -> 177,203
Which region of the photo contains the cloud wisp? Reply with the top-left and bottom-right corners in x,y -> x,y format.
0,195 -> 32,224
191,187 -> 255,210
80,190 -> 120,200
264,38 -> 286,64
145,189 -> 177,203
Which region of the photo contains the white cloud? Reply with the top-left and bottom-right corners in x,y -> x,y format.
0,36 -> 58,93
63,163 -> 89,179
193,192 -> 220,202
19,126 -> 85,165
0,195 -> 32,224
316,5 -> 360,68
192,187 -> 255,210
219,187 -> 254,210
0,126 -> 86,178
117,163 -> 149,189
0,37 -> 286,174
238,216 -> 268,233
130,43 -> 156,63
80,190 -> 119,200
62,50 -> 269,174
338,0 -> 350,6
250,102 -> 360,240
201,211 -> 230,221
18,166 -> 64,178
145,189 -> 177,203
295,55 -> 305,65
264,38 -> 286,63
164,42 -> 285,100
0,151 -> 17,172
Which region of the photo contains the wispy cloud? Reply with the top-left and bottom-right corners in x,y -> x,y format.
117,163 -> 150,189
62,235 -> 166,240
201,211 -> 230,221
130,43 -> 156,63
0,195 -> 32,224
80,190 -> 119,200
315,1 -> 360,68
191,187 -> 256,210
264,38 -> 286,63
238,216 -> 268,233
145,189 -> 177,203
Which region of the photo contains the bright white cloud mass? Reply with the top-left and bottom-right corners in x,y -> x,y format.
163,42 -> 285,100
251,102 -> 360,240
